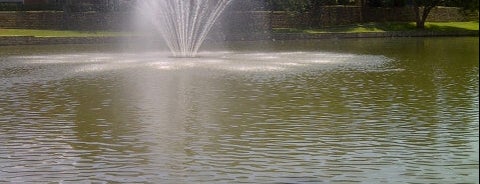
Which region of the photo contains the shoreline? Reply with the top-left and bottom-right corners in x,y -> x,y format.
0,31 -> 478,46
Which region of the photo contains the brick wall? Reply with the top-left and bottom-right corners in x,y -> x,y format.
0,11 -> 61,29
427,6 -> 476,21
0,6 -> 477,32
0,11 -> 133,30
274,6 -> 477,28
24,0 -> 48,5
221,6 -> 476,33
62,11 -> 132,30
363,6 -> 476,22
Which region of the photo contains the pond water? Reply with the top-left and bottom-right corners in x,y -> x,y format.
0,37 -> 478,183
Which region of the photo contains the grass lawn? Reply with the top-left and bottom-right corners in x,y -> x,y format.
273,21 -> 479,34
0,29 -> 129,37
1,21 -> 477,37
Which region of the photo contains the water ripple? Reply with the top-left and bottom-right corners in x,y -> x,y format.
1,39 -> 478,183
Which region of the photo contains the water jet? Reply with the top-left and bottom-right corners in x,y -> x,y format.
138,0 -> 233,57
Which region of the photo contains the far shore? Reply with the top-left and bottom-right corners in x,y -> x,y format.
0,31 -> 478,46
1,21 -> 478,46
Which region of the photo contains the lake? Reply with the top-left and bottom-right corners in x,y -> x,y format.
0,37 -> 478,183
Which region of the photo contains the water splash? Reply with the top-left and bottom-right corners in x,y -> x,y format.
139,0 -> 233,57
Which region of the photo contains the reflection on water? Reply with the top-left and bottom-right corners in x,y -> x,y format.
0,37 -> 478,183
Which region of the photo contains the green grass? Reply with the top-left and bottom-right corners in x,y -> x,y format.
424,21 -> 479,31
1,21 -> 477,37
0,29 -> 128,37
273,21 -> 479,34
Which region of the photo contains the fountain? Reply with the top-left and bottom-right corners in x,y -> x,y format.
2,2 -> 479,181
138,0 -> 234,57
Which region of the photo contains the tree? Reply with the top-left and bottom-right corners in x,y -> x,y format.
411,0 -> 478,29
412,0 -> 443,29
367,0 -> 385,7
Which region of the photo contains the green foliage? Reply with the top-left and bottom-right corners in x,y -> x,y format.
312,0 -> 338,6
367,0 -> 385,7
384,0 -> 407,7
412,0 -> 444,7
338,0 -> 352,5
446,0 -> 480,11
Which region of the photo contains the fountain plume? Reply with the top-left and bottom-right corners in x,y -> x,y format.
139,0 -> 233,57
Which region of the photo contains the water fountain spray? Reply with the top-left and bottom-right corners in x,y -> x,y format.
139,0 -> 233,57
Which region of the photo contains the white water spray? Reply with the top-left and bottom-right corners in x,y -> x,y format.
138,0 -> 233,57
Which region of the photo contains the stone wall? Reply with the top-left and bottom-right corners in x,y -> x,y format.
220,6 -> 477,34
363,6 -> 476,22
271,6 -> 477,28
0,11 -> 133,30
62,11 -> 132,30
0,11 -> 62,29
311,6 -> 364,27
0,6 -> 477,32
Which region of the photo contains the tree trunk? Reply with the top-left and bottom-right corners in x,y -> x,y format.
413,4 -> 425,29
412,0 -> 441,29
